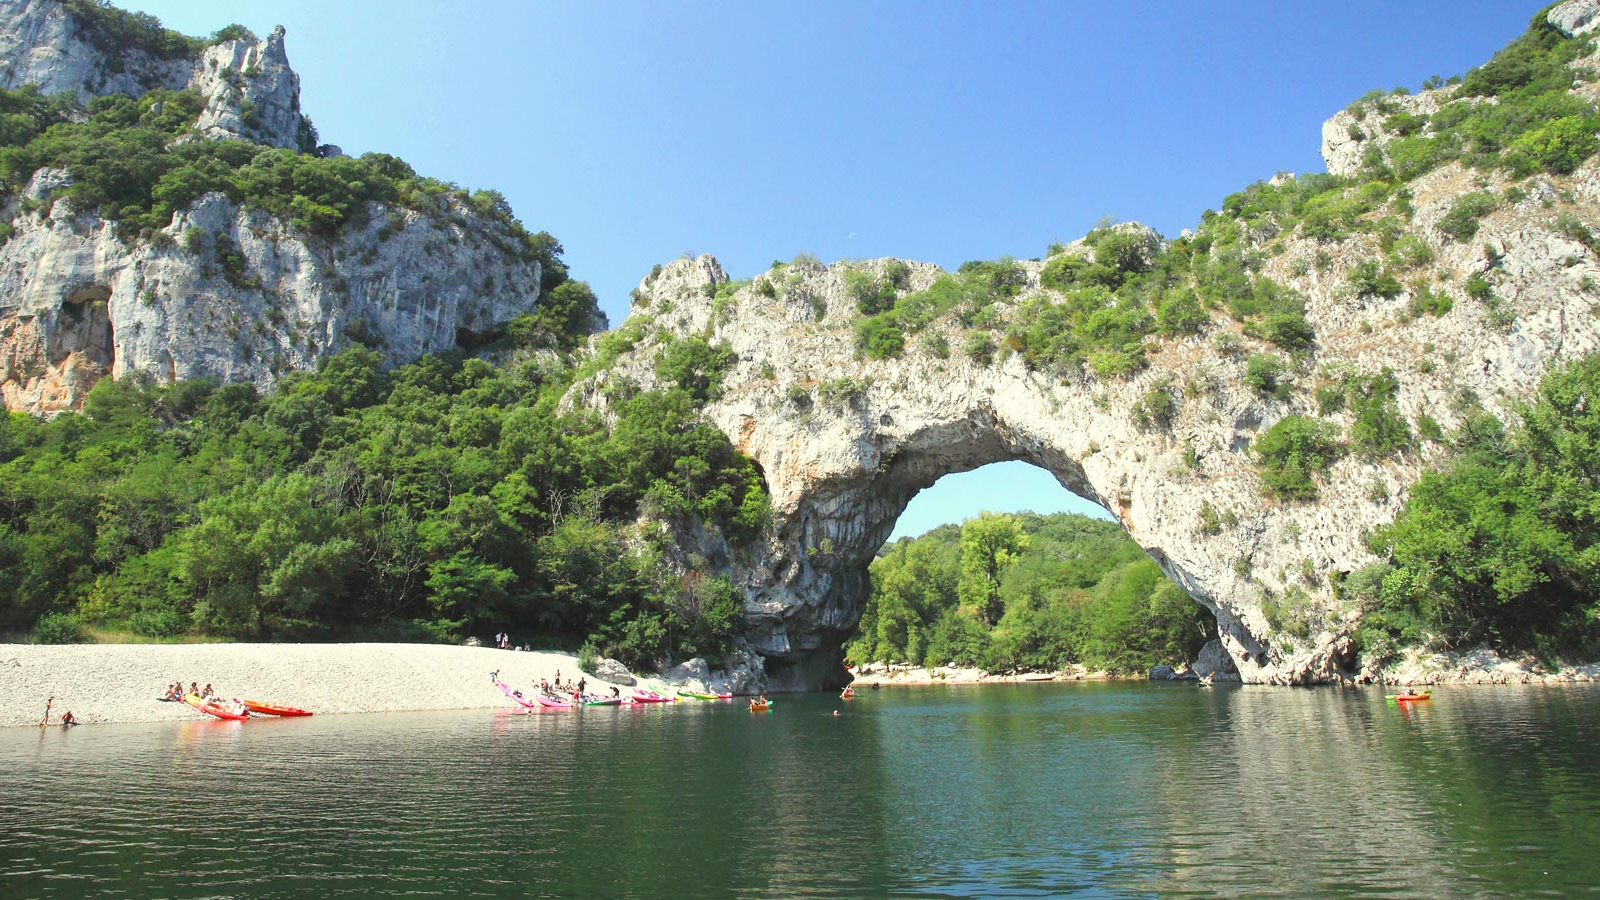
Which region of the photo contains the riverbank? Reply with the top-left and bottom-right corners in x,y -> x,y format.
848,663 -> 1118,686
0,643 -> 661,728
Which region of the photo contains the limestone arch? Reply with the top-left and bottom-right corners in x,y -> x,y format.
737,402 -> 1255,691
608,254 -> 1391,692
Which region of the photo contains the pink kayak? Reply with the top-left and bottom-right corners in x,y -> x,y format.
631,690 -> 676,703
536,695 -> 574,709
494,679 -> 538,708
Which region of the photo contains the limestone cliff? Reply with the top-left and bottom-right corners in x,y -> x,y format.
0,0 -> 303,149
574,6 -> 1600,688
0,0 -> 588,412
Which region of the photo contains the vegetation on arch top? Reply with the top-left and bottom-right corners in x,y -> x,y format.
621,4 -> 1600,509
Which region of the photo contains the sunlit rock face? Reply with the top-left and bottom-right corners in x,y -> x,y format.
0,0 -> 303,149
0,1 -> 569,412
562,5 -> 1600,692
584,149 -> 1600,689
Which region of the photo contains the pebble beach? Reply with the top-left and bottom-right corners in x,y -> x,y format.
0,643 -> 650,728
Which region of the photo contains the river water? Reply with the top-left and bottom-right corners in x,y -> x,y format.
3,682 -> 1597,898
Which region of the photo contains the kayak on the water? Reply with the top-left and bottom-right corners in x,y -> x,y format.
632,690 -> 675,703
243,700 -> 312,717
1386,690 -> 1433,703
536,695 -> 574,709
184,693 -> 249,721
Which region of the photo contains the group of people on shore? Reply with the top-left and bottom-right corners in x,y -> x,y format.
540,672 -> 623,703
160,681 -> 247,716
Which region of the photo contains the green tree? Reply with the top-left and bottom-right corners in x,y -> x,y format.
958,513 -> 1030,625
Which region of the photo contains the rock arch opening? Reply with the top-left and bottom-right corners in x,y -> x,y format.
844,458 -> 1221,683
743,412 -> 1233,691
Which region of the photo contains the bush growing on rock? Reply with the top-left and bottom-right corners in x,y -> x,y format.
1253,415 -> 1343,501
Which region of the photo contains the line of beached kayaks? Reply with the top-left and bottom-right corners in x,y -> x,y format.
494,679 -> 759,711
182,693 -> 313,721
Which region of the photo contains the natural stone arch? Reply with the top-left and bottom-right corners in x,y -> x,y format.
584,166 -> 1600,691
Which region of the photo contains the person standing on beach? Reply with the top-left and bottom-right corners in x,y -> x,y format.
39,695 -> 53,726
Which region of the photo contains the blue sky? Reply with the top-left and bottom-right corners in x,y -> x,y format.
126,1 -> 1536,540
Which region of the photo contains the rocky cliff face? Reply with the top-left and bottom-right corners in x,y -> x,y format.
576,9 -> 1600,689
0,0 -> 567,412
0,0 -> 302,149
0,178 -> 547,411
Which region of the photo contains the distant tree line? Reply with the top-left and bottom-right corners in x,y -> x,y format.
845,512 -> 1216,675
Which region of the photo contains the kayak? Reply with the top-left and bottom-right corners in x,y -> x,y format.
243,700 -> 312,717
676,690 -> 733,700
184,693 -> 249,721
1386,690 -> 1432,703
632,690 -> 676,703
494,680 -> 538,709
840,689 -> 857,699
748,701 -> 771,712
583,698 -> 623,707
536,695 -> 574,709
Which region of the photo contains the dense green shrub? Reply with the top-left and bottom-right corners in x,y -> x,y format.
32,611 -> 84,644
1253,415 -> 1343,501
1369,355 -> 1600,660
653,336 -> 736,402
1244,353 -> 1287,398
1438,192 -> 1500,242
1348,368 -> 1412,456
1348,261 -> 1403,299
854,313 -> 906,359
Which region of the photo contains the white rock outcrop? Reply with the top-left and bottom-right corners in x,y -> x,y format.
0,0 -> 303,148
583,134 -> 1600,688
0,187 -> 549,412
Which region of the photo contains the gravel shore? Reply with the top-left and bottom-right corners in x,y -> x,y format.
0,643 -> 650,728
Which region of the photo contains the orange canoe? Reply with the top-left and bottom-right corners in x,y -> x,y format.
243,700 -> 313,717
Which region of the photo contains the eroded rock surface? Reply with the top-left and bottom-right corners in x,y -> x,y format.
584,142 -> 1600,688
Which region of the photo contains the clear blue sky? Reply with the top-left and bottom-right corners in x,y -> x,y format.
124,0 -> 1536,541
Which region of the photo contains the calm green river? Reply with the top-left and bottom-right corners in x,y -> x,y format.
3,683 -> 1598,898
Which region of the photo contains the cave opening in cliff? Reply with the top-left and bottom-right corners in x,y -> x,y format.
50,284 -> 116,372
841,458 -> 1220,680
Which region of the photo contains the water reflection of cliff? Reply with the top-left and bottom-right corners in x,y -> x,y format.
1144,684 -> 1600,899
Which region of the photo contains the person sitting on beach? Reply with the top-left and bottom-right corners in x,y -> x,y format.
189,681 -> 199,697
202,684 -> 216,700
60,710 -> 77,726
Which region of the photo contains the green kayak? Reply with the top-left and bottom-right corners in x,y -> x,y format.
677,690 -> 732,700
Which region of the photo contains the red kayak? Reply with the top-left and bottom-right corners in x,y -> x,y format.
243,700 -> 312,717
184,694 -> 249,721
